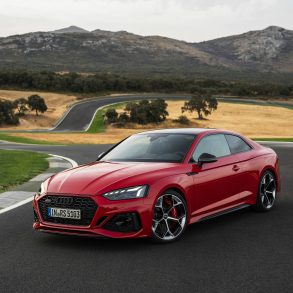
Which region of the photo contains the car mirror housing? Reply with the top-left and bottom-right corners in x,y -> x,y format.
197,153 -> 218,167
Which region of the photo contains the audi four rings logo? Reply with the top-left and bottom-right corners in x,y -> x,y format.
45,197 -> 73,205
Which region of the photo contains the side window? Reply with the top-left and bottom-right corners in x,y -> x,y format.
225,135 -> 251,154
192,134 -> 231,162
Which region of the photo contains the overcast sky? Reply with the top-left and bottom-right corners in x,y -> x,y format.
0,0 -> 292,42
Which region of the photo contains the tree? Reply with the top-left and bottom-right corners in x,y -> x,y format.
27,95 -> 47,116
0,99 -> 19,125
150,99 -> 168,123
105,108 -> 118,123
182,95 -> 218,120
124,99 -> 169,125
13,97 -> 28,116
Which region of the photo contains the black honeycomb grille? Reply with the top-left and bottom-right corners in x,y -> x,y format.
38,195 -> 98,226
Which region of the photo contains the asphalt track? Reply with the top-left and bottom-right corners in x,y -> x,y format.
52,94 -> 190,131
0,141 -> 292,292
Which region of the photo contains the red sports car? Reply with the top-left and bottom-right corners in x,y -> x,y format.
33,128 -> 280,243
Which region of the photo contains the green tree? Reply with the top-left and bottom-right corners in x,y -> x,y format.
150,99 -> 168,123
124,99 -> 169,125
27,95 -> 48,116
182,95 -> 218,120
0,99 -> 19,125
13,97 -> 28,116
105,109 -> 118,123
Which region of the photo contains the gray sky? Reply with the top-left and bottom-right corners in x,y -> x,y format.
0,0 -> 292,42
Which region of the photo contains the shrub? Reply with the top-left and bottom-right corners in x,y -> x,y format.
175,115 -> 190,125
13,97 -> 28,116
124,99 -> 168,125
0,99 -> 19,125
105,108 -> 118,123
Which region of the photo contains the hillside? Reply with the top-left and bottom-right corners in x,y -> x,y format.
0,26 -> 293,80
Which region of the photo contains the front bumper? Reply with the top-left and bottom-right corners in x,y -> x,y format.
33,193 -> 153,239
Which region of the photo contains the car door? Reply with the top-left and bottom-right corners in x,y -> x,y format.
224,134 -> 256,202
189,133 -> 244,219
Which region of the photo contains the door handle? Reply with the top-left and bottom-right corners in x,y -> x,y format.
232,165 -> 240,171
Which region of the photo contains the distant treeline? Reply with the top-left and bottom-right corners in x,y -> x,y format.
0,71 -> 292,97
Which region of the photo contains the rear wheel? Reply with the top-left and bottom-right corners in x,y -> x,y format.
152,190 -> 188,243
254,171 -> 277,212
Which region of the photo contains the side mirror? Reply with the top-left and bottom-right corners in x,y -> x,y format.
97,152 -> 105,161
198,153 -> 217,167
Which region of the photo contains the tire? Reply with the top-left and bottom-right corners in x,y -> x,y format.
253,170 -> 277,212
151,190 -> 188,243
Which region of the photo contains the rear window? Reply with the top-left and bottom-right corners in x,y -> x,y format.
225,135 -> 251,154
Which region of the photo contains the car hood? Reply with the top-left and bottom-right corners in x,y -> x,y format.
46,161 -> 183,195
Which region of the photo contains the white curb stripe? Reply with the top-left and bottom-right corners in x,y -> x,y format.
48,154 -> 78,168
0,196 -> 34,214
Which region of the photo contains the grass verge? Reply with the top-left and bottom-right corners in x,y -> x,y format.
0,150 -> 49,192
86,102 -> 127,133
253,138 -> 293,142
0,133 -> 62,145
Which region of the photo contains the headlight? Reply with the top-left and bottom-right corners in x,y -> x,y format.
102,185 -> 148,201
39,182 -> 46,194
34,181 -> 47,199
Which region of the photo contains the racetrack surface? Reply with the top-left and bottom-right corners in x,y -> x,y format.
0,142 -> 292,292
52,94 -> 190,132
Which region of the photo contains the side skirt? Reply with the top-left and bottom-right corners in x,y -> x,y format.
197,204 -> 251,223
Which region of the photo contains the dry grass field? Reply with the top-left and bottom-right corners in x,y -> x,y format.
5,100 -> 293,144
0,90 -> 77,129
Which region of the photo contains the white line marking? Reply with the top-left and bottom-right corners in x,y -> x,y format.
48,154 -> 78,168
0,196 -> 34,215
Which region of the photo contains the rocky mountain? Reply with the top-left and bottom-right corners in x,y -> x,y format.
52,25 -> 89,34
0,25 -> 292,80
198,26 -> 293,72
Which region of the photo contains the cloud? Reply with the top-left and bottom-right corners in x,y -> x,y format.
0,0 -> 291,41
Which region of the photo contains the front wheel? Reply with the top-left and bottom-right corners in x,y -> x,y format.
253,170 -> 277,212
151,190 -> 188,243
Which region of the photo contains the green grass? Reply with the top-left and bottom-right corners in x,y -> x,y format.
253,138 -> 293,142
0,150 -> 49,192
0,133 -> 62,145
86,102 -> 128,133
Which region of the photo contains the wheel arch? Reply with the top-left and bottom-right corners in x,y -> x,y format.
260,166 -> 279,191
159,185 -> 191,220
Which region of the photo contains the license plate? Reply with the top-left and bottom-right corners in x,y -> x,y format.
48,207 -> 81,219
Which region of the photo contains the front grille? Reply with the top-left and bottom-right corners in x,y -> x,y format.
38,195 -> 98,226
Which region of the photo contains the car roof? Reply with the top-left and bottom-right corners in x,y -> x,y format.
136,128 -> 217,135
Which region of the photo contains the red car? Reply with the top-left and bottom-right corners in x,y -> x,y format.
33,129 -> 280,243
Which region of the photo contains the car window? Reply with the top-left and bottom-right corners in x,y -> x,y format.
102,133 -> 196,163
192,134 -> 231,162
225,135 -> 251,154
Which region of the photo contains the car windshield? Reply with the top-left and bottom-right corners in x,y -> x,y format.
102,133 -> 197,163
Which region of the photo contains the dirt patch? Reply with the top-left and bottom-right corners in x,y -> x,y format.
0,90 -> 77,130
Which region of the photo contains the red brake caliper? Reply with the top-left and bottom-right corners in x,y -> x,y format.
165,198 -> 178,228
